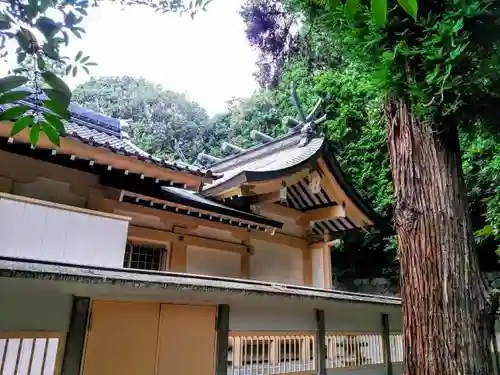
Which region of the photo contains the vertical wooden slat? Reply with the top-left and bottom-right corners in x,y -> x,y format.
315,310 -> 326,375
381,313 -> 393,375
215,305 -> 230,375
60,297 -> 90,375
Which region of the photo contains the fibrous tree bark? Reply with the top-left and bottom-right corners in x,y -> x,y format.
385,97 -> 493,375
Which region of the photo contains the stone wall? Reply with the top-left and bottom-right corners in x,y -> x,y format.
334,272 -> 500,297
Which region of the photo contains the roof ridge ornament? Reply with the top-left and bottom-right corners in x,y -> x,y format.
284,82 -> 326,147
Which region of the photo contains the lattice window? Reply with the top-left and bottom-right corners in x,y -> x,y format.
0,333 -> 62,375
243,341 -> 270,364
123,243 -> 167,271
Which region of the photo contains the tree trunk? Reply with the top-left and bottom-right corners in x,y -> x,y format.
385,97 -> 493,375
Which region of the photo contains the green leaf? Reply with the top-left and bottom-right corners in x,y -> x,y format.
371,0 -> 387,26
325,0 -> 340,9
42,42 -> 60,60
80,56 -> 90,64
43,99 -> 69,119
0,76 -> 28,94
65,64 -> 72,76
41,71 -> 71,99
27,0 -> 39,20
40,0 -> 53,13
30,125 -> 41,145
43,112 -> 65,135
0,90 -> 30,104
44,88 -> 71,107
0,105 -> 29,121
345,0 -> 360,17
37,55 -> 46,71
82,66 -> 90,75
72,66 -> 78,77
17,52 -> 27,64
71,28 -> 82,38
0,14 -> 11,30
41,122 -> 60,147
85,62 -> 97,66
452,19 -> 464,33
75,51 -> 83,62
397,0 -> 417,19
62,30 -> 70,46
36,17 -> 61,40
10,115 -> 33,136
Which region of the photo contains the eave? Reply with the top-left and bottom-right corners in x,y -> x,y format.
0,132 -> 282,231
0,121 -> 211,188
203,137 -> 389,236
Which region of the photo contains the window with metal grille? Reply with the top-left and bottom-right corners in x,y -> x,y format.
123,243 -> 167,271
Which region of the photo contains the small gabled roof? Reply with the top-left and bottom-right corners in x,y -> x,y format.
203,132 -> 323,195
201,130 -> 387,236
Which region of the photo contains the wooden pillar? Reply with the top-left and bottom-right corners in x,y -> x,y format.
303,247 -> 312,286
240,252 -> 251,279
323,243 -> 332,289
381,313 -> 393,375
240,238 -> 252,279
215,304 -> 230,375
61,297 -> 91,375
315,309 -> 327,375
170,241 -> 187,272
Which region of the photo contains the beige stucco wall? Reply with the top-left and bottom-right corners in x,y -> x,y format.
311,247 -> 325,288
186,246 -> 241,278
250,239 -> 304,285
230,298 -> 402,333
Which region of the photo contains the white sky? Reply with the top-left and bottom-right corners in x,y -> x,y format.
4,0 -> 260,114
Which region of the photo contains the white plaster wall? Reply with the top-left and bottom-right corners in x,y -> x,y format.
325,304 -> 403,332
0,279 -> 72,332
0,198 -> 129,268
312,247 -> 325,288
186,246 -> 241,278
229,302 -> 316,331
250,240 -> 303,285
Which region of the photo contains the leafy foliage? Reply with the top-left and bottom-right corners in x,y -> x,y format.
72,76 -> 289,165
239,0 -> 500,279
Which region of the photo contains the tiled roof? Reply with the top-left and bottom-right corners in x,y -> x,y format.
1,95 -> 216,179
203,132 -> 324,194
62,117 -> 216,179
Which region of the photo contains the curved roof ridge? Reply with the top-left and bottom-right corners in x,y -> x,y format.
209,132 -> 303,172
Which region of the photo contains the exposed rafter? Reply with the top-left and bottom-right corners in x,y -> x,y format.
221,142 -> 246,155
297,205 -> 346,226
197,152 -> 221,165
250,130 -> 274,143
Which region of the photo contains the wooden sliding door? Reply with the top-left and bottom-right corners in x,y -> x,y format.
82,301 -> 160,375
156,304 -> 216,375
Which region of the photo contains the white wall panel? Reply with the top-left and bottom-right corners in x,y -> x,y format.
0,197 -> 129,268
186,246 -> 241,278
325,304 -> 403,332
250,240 -> 303,285
229,302 -> 316,331
312,247 -> 325,288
